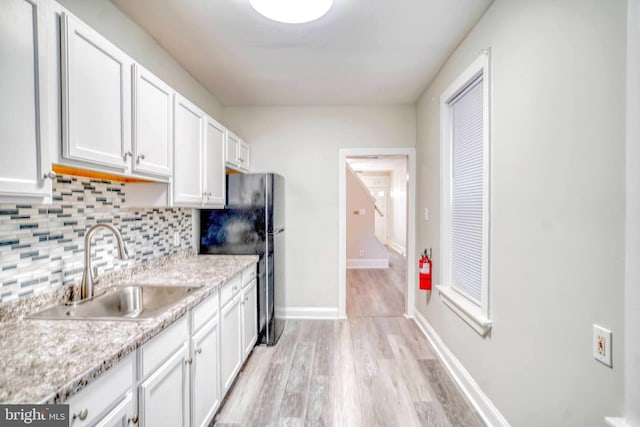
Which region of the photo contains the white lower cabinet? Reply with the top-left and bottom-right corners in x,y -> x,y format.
94,393 -> 134,427
67,354 -> 134,427
139,342 -> 189,427
241,279 -> 258,361
191,316 -> 220,427
220,292 -> 243,395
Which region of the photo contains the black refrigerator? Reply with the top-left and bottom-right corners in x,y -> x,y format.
200,173 -> 285,346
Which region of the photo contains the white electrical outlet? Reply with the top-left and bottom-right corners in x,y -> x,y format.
359,249 -> 364,257
424,208 -> 429,221
593,325 -> 612,367
173,232 -> 180,247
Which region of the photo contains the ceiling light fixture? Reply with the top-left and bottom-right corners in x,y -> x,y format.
249,0 -> 333,24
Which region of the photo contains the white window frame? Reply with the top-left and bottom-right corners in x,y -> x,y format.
437,51 -> 492,337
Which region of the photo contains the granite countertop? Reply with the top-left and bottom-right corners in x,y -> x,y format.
0,254 -> 258,404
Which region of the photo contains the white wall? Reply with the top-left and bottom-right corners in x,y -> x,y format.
346,165 -> 388,262
223,106 -> 415,310
389,161 -> 407,254
415,0 -> 626,425
626,0 -> 640,424
56,0 -> 223,121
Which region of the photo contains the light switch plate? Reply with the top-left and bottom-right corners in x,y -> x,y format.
593,324 -> 612,367
173,232 -> 180,247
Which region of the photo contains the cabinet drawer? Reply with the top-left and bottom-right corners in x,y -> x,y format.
241,265 -> 256,287
67,354 -> 133,427
192,291 -> 218,333
139,317 -> 188,379
219,275 -> 241,308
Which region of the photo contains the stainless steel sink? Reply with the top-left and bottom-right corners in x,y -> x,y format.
27,285 -> 201,321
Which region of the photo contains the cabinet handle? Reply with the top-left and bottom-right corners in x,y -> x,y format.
128,415 -> 139,424
136,154 -> 145,164
185,358 -> 193,365
238,157 -> 244,162
123,151 -> 133,161
43,171 -> 57,181
195,348 -> 202,354
208,192 -> 212,197
202,192 -> 208,199
72,408 -> 88,421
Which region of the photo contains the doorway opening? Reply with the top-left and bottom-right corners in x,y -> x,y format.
338,148 -> 416,319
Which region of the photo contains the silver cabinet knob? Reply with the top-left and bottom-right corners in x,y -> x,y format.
185,358 -> 193,365
123,151 -> 133,161
195,348 -> 202,354
43,171 -> 57,180
73,408 -> 88,420
128,415 -> 139,424
136,154 -> 145,164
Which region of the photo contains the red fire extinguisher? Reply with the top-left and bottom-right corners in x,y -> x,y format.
419,248 -> 432,291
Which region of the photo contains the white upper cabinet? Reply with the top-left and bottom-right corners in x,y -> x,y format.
203,117 -> 226,208
225,131 -> 240,169
225,131 -> 250,173
0,0 -> 52,200
238,140 -> 250,172
132,64 -> 173,178
173,94 -> 204,205
61,12 -> 132,171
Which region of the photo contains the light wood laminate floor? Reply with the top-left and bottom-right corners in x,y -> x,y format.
347,248 -> 406,318
213,318 -> 485,427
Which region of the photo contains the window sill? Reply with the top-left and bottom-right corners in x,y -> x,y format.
436,285 -> 492,337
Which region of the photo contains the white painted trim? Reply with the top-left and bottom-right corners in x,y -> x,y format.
436,285 -> 492,337
346,258 -> 389,269
339,147 -> 416,319
413,310 -> 510,427
278,307 -> 338,320
439,50 -> 492,323
605,417 -> 634,427
387,240 -> 406,256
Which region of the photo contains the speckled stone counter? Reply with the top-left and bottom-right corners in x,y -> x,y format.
0,254 -> 258,404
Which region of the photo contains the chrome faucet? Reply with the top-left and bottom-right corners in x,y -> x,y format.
80,223 -> 129,300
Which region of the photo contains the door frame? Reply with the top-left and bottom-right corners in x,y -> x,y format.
338,147 -> 416,319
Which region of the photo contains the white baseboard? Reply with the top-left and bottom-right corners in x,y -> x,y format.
346,258 -> 389,269
413,310 -> 510,427
277,307 -> 339,319
387,240 -> 406,256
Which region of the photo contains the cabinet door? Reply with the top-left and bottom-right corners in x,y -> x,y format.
241,280 -> 258,361
132,64 -> 173,178
191,316 -> 220,427
203,117 -> 226,207
173,95 -> 204,205
61,13 -> 131,170
139,343 -> 189,427
225,131 -> 239,168
94,393 -> 134,427
220,295 -> 242,394
0,0 -> 51,199
238,140 -> 250,172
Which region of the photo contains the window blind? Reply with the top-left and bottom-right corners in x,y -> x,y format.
450,76 -> 484,304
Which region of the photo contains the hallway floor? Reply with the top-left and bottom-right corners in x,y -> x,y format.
347,247 -> 406,317
213,248 -> 485,426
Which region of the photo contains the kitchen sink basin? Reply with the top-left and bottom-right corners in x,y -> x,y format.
27,285 -> 201,321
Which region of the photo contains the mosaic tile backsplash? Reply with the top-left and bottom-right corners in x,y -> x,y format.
0,175 -> 193,302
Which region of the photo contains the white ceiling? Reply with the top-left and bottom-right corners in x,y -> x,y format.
110,0 -> 492,106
